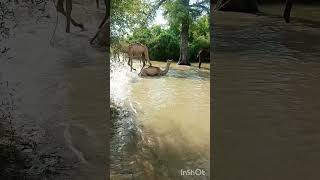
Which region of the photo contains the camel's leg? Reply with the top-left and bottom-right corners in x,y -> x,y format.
123,55 -> 127,63
198,54 -> 202,69
96,0 -> 99,8
113,54 -> 116,62
283,0 -> 293,23
90,27 -> 100,44
98,0 -> 108,29
142,59 -> 146,69
147,58 -> 152,66
69,17 -> 84,30
66,0 -> 72,33
57,0 -> 65,12
90,0 -> 108,43
139,63 -> 144,74
56,0 -> 84,32
128,57 -> 132,72
129,57 -> 136,71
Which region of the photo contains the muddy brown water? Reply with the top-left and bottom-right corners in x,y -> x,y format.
110,60 -> 210,180
213,5 -> 320,180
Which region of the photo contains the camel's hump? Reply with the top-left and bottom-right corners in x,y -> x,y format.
129,43 -> 147,48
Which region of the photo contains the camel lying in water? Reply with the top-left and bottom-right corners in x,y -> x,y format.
139,60 -> 172,77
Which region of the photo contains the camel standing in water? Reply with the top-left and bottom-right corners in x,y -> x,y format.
127,43 -> 152,72
111,44 -> 124,62
197,48 -> 210,69
139,60 -> 172,77
113,43 -> 130,62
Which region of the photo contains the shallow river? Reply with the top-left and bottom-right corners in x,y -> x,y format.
111,60 -> 210,179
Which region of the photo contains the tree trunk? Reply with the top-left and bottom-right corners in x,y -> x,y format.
283,0 -> 293,23
220,0 -> 259,13
177,0 -> 191,66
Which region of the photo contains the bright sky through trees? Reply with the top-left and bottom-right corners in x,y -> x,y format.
154,8 -> 167,26
151,0 -> 199,26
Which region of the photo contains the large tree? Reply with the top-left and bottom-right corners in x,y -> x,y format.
178,0 -> 190,65
164,0 -> 209,65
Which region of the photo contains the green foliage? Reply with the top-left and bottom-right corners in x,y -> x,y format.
190,15 -> 210,39
149,29 -> 180,60
163,0 -> 209,28
126,26 -> 179,60
163,0 -> 191,28
113,0 -> 209,62
111,0 -> 151,38
128,27 -> 153,45
189,15 -> 210,61
189,35 -> 210,61
125,14 -> 209,62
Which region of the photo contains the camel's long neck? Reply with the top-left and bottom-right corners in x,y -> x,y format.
160,62 -> 171,75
